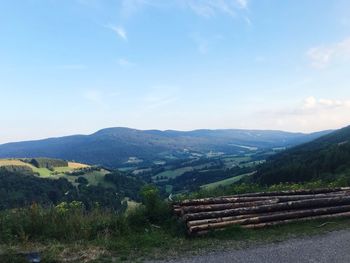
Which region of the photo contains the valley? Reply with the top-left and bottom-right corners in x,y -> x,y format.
1,126 -> 350,262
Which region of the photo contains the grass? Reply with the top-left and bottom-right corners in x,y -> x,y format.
200,172 -> 253,190
152,167 -> 194,181
82,170 -> 113,187
165,185 -> 173,193
0,158 -> 92,178
222,156 -> 251,168
1,216 -> 350,262
125,199 -> 140,214
0,159 -> 52,177
68,162 -> 89,169
51,169 -> 112,187
32,167 -> 52,177
2,183 -> 350,262
0,159 -> 28,166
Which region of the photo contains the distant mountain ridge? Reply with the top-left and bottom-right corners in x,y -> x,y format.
254,125 -> 350,185
0,127 -> 332,168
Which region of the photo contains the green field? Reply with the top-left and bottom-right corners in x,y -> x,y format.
0,158 -> 115,189
200,172 -> 253,190
49,169 -> 112,187
152,166 -> 194,181
152,161 -> 219,182
223,156 -> 251,168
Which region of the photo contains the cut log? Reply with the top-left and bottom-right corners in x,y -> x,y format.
177,191 -> 350,206
187,213 -> 262,227
183,196 -> 350,221
227,187 -> 350,198
188,205 -> 350,233
181,199 -> 279,214
178,196 -> 275,206
242,211 -> 350,229
193,211 -> 350,235
178,193 -> 350,214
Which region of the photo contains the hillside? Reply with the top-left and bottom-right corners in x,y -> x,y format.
0,127 -> 331,168
0,158 -> 144,210
254,125 -> 350,185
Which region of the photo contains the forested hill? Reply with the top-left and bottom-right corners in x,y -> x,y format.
0,127 -> 331,168
254,125 -> 350,185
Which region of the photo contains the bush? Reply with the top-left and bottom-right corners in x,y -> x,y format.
28,158 -> 68,169
140,185 -> 171,225
75,177 -> 88,185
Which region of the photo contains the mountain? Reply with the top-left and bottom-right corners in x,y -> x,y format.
0,127 -> 332,168
254,125 -> 350,185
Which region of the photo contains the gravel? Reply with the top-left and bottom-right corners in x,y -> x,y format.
149,229 -> 350,263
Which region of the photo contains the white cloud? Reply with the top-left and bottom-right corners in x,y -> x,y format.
302,96 -> 317,109
236,0 -> 248,9
107,25 -> 127,41
256,97 -> 350,132
302,96 -> 348,110
307,37 -> 350,68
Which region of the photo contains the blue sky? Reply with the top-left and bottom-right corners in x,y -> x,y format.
1,0 -> 350,143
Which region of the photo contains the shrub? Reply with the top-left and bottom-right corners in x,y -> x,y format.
140,185 -> 171,225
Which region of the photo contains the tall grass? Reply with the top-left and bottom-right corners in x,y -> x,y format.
0,185 -> 184,251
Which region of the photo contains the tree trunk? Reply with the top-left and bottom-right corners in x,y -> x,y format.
177,192 -> 350,206
183,196 -> 350,221
188,205 -> 350,233
181,199 -> 279,214
242,211 -> 350,229
227,188 -> 350,197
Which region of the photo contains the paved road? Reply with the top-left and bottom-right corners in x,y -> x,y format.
151,230 -> 350,263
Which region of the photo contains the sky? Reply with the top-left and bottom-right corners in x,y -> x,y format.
1,0 -> 350,143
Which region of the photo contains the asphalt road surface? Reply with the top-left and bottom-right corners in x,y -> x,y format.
151,229 -> 350,263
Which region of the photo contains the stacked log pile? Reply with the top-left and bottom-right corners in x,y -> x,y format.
173,187 -> 350,235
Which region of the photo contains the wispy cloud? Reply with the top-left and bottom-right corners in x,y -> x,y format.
307,37 -> 350,69
83,90 -> 104,106
119,0 -> 249,19
106,25 -> 128,41
191,34 -> 209,54
236,0 -> 248,9
120,0 -> 157,18
118,58 -> 136,68
142,86 -> 179,110
83,89 -> 121,109
56,64 -> 87,70
184,0 -> 249,18
190,33 -> 223,54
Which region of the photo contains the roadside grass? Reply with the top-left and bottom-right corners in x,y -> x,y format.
1,217 -> 350,262
2,181 -> 350,262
